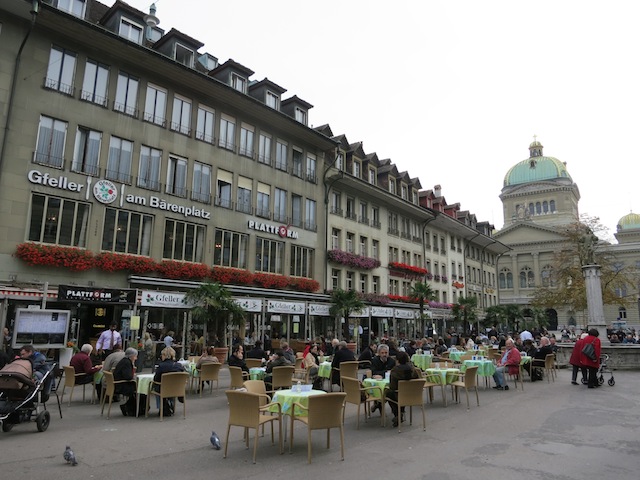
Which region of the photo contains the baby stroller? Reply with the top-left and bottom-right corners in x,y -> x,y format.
580,353 -> 615,386
0,359 -> 57,432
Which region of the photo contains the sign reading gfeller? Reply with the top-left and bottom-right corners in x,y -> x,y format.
28,169 -> 84,192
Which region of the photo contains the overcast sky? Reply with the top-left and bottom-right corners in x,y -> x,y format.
125,0 -> 638,241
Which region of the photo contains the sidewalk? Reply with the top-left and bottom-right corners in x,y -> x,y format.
1,368 -> 639,479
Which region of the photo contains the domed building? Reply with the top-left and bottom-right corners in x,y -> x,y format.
494,139 -> 639,331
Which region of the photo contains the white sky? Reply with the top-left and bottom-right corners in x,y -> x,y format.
125,0 -> 639,241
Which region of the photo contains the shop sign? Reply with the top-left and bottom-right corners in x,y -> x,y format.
308,304 -> 330,316
140,290 -> 190,308
58,285 -> 136,304
370,306 -> 394,317
267,300 -> 304,314
125,193 -> 211,219
352,307 -> 370,318
248,220 -> 299,239
28,169 -> 84,192
395,308 -> 418,319
234,297 -> 262,312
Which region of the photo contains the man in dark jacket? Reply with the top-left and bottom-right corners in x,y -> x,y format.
530,336 -> 554,381
330,341 -> 355,387
228,344 -> 249,373
246,340 -> 267,360
264,349 -> 291,387
152,346 -> 184,416
370,344 -> 395,378
113,348 -> 138,416
385,351 -> 420,427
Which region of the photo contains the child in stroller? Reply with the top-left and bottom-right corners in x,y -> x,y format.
0,356 -> 56,432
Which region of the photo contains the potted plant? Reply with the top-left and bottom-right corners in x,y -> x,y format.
183,282 -> 246,360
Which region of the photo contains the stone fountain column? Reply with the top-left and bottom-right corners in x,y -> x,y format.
582,264 -> 609,345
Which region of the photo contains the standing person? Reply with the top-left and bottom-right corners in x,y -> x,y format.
163,331 -> 175,348
580,329 -> 602,388
96,321 -> 122,360
569,333 -> 588,385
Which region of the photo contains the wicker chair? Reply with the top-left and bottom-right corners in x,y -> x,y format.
245,358 -> 264,369
267,366 -> 295,393
228,366 -> 249,389
146,371 -> 188,420
384,379 -> 427,432
60,365 -> 96,406
100,371 -> 135,419
451,366 -> 479,410
197,362 -> 221,396
341,376 -> 384,428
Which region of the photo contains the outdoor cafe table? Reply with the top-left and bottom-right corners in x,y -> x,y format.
135,373 -> 154,417
461,359 -> 496,377
425,367 -> 460,406
411,354 -> 433,370
250,367 -> 266,380
318,362 -> 332,379
269,388 -> 326,441
362,377 -> 389,399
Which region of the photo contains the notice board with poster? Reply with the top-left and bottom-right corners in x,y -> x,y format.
12,308 -> 71,349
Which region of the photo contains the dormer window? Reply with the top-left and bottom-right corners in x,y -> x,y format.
174,43 -> 194,68
336,152 -> 344,171
119,17 -> 144,44
56,0 -> 86,18
266,91 -> 279,109
295,107 -> 307,125
353,161 -> 361,178
401,185 -> 408,200
368,167 -> 376,185
412,190 -> 418,205
231,73 -> 247,93
389,178 -> 396,194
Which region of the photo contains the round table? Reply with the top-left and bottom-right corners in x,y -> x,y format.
250,367 -> 266,380
269,388 -> 326,417
411,354 -> 433,370
362,378 -> 389,399
425,367 -> 460,385
317,362 -> 332,379
461,359 -> 496,377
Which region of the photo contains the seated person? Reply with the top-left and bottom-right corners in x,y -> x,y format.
264,349 -> 292,387
358,343 -> 376,368
19,344 -> 53,401
330,341 -> 356,387
153,347 -> 185,415
302,344 -> 321,387
370,344 -> 395,378
196,347 -> 219,370
530,336 -> 553,381
404,340 -> 417,356
492,339 -> 521,390
113,348 -> 138,416
245,340 -> 267,360
434,338 -> 448,356
102,344 -> 126,373
280,341 -> 296,364
227,344 -> 249,373
384,352 -> 420,427
69,343 -> 102,387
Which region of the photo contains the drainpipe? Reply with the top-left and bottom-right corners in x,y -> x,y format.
322,148 -> 343,292
0,0 -> 40,186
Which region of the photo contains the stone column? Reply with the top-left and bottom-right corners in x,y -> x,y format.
582,264 -> 609,345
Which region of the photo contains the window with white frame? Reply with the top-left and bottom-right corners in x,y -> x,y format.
196,105 -> 215,143
412,190 -> 418,205
56,0 -> 86,18
372,206 -> 380,228
291,245 -> 314,278
119,17 -> 143,44
275,140 -> 288,171
71,126 -> 101,175
192,161 -> 211,203
331,228 -> 340,250
388,212 -> 398,234
236,176 -> 252,214
106,136 -> 133,183
114,72 -> 139,116
332,269 -> 341,290
258,133 -> 272,165
144,84 -> 167,126
292,148 -> 303,177
102,207 -> 152,255
166,155 -> 187,197
305,199 -> 316,231
353,161 -> 361,178
45,46 -> 76,95
389,246 -> 399,263
330,191 -> 341,215
216,170 -> 233,208
401,185 -> 408,200
138,145 -> 162,191
174,43 -> 194,68
214,228 -> 248,268
346,232 -> 354,253
372,276 -> 379,294
359,236 -> 367,256
256,182 -> 270,218
274,188 -> 287,222
346,271 -> 354,291
346,197 -> 355,220
372,240 -> 379,259
163,218 -> 205,262
171,94 -> 192,135
368,167 -> 376,185
389,279 -> 399,295
29,193 -> 90,247
34,115 -> 67,168
81,59 -> 109,106
306,154 -> 317,182
335,151 -> 344,170
389,178 -> 396,194
291,194 -> 302,227
231,73 -> 247,93
359,201 -> 368,224
266,91 -> 279,109
219,114 -> 236,150
255,237 -> 284,273
295,107 -> 307,125
239,123 -> 255,157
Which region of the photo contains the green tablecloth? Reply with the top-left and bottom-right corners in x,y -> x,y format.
318,362 -> 332,379
362,378 -> 389,398
447,351 -> 467,362
136,373 -> 154,394
411,354 -> 433,370
425,368 -> 460,385
461,359 -> 496,377
269,389 -> 326,416
250,367 -> 266,380
520,356 -> 531,365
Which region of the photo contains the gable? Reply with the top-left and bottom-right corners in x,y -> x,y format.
494,223 -> 566,246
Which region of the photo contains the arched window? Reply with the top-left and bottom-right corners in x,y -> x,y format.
549,200 -> 556,212
618,307 -> 627,319
499,268 -> 513,289
542,201 -> 548,213
528,203 -> 535,215
535,202 -> 542,214
541,265 -> 554,287
520,266 -> 534,288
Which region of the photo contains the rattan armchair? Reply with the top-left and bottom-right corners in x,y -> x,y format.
60,365 -> 96,406
341,376 -> 384,428
451,365 -> 479,410
384,379 -> 427,433
100,371 -> 135,419
146,371 -> 189,420
197,362 -> 221,396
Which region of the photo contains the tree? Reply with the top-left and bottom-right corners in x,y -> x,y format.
329,289 -> 365,341
409,282 -> 436,337
451,296 -> 478,335
184,282 -> 246,347
531,215 -> 637,313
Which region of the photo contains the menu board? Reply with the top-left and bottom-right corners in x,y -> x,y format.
12,309 -> 70,349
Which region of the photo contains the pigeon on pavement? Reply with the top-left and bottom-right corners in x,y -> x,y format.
63,446 -> 78,466
210,431 -> 221,450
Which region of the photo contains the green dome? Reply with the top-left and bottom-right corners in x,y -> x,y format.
617,212 -> 640,231
503,139 -> 572,187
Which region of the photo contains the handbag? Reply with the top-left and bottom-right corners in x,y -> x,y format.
581,341 -> 596,361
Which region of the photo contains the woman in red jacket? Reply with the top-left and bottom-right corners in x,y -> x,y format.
580,329 -> 602,388
569,333 -> 588,385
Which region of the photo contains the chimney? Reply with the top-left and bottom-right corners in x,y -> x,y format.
143,3 -> 160,42
434,184 -> 442,197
